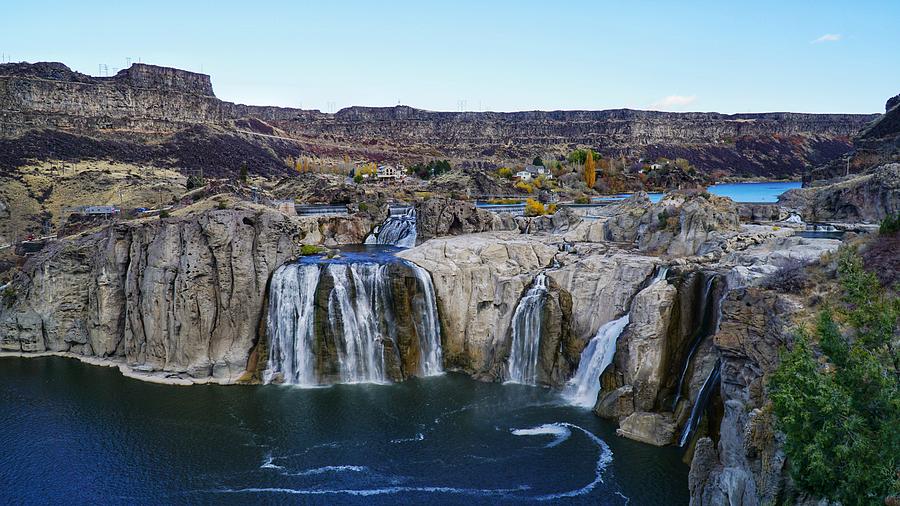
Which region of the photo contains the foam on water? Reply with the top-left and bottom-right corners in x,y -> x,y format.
510,423 -> 572,448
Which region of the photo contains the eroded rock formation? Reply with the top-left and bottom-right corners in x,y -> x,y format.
0,204 -> 372,382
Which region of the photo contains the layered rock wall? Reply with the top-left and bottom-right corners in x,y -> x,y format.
0,206 -> 372,382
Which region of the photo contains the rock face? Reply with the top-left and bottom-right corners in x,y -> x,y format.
0,62 -> 877,178
398,233 -> 657,382
779,162 -> 900,223
688,287 -> 801,506
603,192 -> 741,256
415,198 -> 513,241
0,205 -> 372,382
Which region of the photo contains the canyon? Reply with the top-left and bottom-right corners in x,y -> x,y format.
2,60 -> 897,505
0,183 -> 861,503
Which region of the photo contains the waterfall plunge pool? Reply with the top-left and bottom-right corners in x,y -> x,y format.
0,356 -> 689,505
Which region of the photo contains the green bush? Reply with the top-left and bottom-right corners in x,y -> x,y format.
1,285 -> 16,306
217,201 -> 227,210
186,175 -> 206,190
358,202 -> 368,212
353,174 -> 364,184
879,213 -> 900,235
159,210 -> 170,219
574,195 -> 590,204
299,244 -> 323,256
768,248 -> 899,505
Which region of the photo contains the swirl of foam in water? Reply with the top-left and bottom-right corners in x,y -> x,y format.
510,423 -> 572,448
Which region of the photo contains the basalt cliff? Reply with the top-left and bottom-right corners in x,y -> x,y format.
0,61 -> 879,178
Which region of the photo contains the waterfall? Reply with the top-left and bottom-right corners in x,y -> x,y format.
678,359 -> 721,447
650,265 -> 669,285
562,315 -> 630,407
507,273 -> 549,385
672,273 -> 722,409
411,265 -> 443,376
264,254 -> 443,386
265,263 -> 321,386
327,263 -> 391,383
563,263 -> 669,407
365,207 -> 417,248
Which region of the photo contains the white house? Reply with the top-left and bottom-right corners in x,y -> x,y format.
376,164 -> 406,181
514,170 -> 533,181
524,164 -> 553,179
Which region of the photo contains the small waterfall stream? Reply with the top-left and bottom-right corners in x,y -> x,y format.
365,207 -> 417,248
507,273 -> 549,385
678,359 -> 722,447
563,265 -> 669,407
671,273 -> 725,409
563,315 -> 631,407
265,251 -> 442,386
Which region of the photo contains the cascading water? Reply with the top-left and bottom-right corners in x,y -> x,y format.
507,273 -> 549,385
678,359 -> 721,447
326,263 -> 392,383
365,207 -> 417,248
563,315 -> 630,407
265,263 -> 321,386
671,273 -> 725,409
264,249 -> 443,386
563,264 -> 669,407
411,266 -> 443,376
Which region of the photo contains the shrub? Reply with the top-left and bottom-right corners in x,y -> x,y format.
159,210 -> 170,219
546,203 -> 558,214
762,260 -> 810,292
217,201 -> 227,210
186,175 -> 206,190
574,195 -> 590,204
524,198 -> 546,217
658,210 -> 669,226
879,213 -> 900,235
300,244 -> 323,256
498,167 -> 513,179
353,174 -> 364,184
1,285 -> 16,306
358,202 -> 368,212
515,181 -> 534,194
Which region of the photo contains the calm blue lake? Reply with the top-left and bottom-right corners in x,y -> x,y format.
644,181 -> 799,203
0,357 -> 689,505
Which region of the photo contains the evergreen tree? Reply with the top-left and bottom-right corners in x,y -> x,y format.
768,249 -> 899,505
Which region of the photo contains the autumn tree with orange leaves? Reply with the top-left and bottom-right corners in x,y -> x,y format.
584,150 -> 597,189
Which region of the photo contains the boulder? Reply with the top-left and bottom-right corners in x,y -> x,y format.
616,412 -> 676,446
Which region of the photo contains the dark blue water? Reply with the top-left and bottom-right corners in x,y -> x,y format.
296,244 -> 406,265
0,357 -> 689,505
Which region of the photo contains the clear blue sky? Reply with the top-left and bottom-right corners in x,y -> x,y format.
2,0 -> 897,113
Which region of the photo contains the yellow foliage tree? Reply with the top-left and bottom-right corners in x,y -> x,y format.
584,150 -> 597,189
524,198 -> 546,217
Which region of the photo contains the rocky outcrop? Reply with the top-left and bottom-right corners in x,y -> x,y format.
603,192 -> 740,256
398,233 -> 657,381
1,62 -> 877,178
779,163 -> 900,223
0,205 -> 372,382
415,198 -> 513,241
688,287 -> 802,505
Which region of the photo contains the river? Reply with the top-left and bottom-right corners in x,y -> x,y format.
0,356 -> 689,504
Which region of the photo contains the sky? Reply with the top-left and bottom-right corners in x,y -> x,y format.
1,0 -> 898,114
